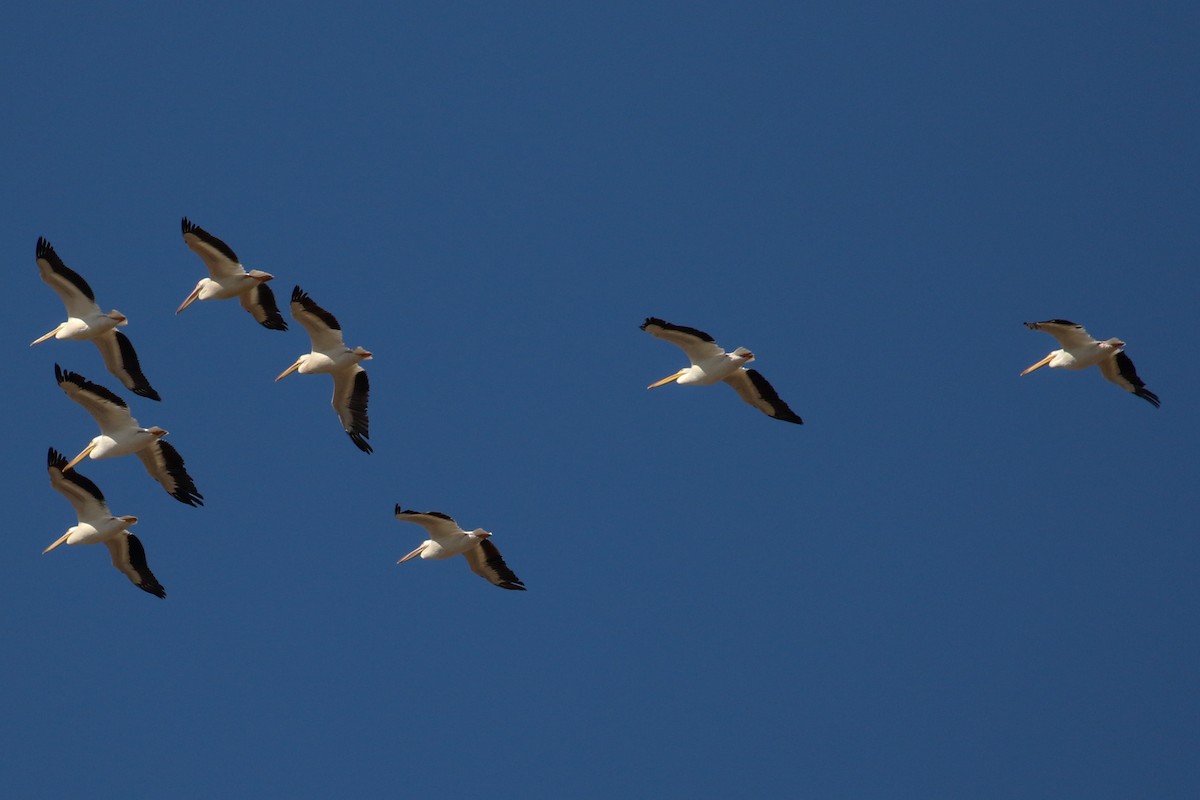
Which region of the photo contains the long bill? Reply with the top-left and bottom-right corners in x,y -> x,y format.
647,369 -> 687,389
397,544 -> 425,564
30,325 -> 62,346
42,531 -> 72,554
275,359 -> 303,382
175,286 -> 202,314
1020,354 -> 1055,376
62,442 -> 97,472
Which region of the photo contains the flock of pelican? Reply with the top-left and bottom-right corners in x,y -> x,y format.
31,221 -> 1161,597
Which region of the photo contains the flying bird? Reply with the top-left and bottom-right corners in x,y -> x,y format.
54,364 -> 204,506
1021,319 -> 1160,407
275,286 -> 372,453
43,447 -> 166,598
394,506 -> 526,590
31,237 -> 161,401
176,217 -> 287,330
640,317 -> 803,424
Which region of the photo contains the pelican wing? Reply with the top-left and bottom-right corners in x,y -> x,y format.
640,317 -> 724,364
332,366 -> 371,453
182,217 -> 246,280
394,507 -> 465,540
92,330 -> 161,401
723,369 -> 804,424
290,286 -> 347,352
239,282 -> 288,330
36,237 -> 100,319
463,538 -> 526,590
1024,320 -> 1097,350
136,440 -> 204,506
55,364 -> 138,433
1099,351 -> 1161,408
105,534 -> 166,598
47,447 -> 111,522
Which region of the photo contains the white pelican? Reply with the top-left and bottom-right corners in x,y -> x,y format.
394,506 -> 526,590
176,217 -> 288,330
640,317 -> 804,424
31,237 -> 161,401
55,364 -> 204,506
275,286 -> 372,453
1022,319 -> 1160,407
43,448 -> 166,598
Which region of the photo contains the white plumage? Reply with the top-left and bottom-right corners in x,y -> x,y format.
177,217 -> 288,330
43,447 -> 166,598
275,286 -> 372,453
394,506 -> 526,590
640,317 -> 803,424
31,237 -> 160,400
1021,319 -> 1160,407
54,364 -> 204,506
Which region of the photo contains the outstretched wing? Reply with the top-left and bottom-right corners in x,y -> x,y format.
55,364 -> 138,432
239,282 -> 288,330
640,317 -> 725,364
105,534 -> 167,598
332,366 -> 371,453
394,507 -> 464,540
290,286 -> 347,352
182,217 -> 246,280
1024,320 -> 1097,350
463,539 -> 526,590
1099,351 -> 1160,408
92,330 -> 160,401
723,369 -> 804,424
136,440 -> 204,506
36,237 -> 100,319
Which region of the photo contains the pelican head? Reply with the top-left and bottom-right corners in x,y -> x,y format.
119,515 -> 139,525
353,346 -> 373,360
248,270 -> 274,283
471,529 -> 492,540
148,426 -> 168,438
108,310 -> 129,326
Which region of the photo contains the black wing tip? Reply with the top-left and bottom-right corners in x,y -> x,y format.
260,318 -> 289,331
641,317 -> 717,343
496,581 -> 527,591
181,216 -> 198,235
743,369 -> 804,424
133,386 -> 162,401
1137,389 -> 1161,408
36,236 -> 55,258
47,447 -> 67,469
1025,319 -> 1080,329
291,285 -> 306,303
349,432 -> 373,453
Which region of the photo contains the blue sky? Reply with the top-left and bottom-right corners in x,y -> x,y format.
3,1 -> 1198,797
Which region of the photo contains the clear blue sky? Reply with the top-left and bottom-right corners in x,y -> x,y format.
3,2 -> 1198,797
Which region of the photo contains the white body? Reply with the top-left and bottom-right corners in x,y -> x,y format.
394,507 -> 526,590
43,448 -> 165,597
276,286 -> 372,452
640,318 -> 804,424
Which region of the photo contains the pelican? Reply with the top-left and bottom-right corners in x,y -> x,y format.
1021,319 -> 1160,407
31,237 -> 161,401
640,317 -> 804,424
176,217 -> 288,330
275,286 -> 372,453
55,364 -> 204,506
394,506 -> 526,590
43,448 -> 166,598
